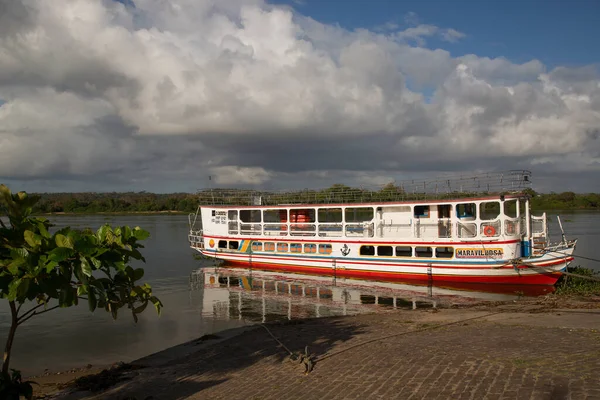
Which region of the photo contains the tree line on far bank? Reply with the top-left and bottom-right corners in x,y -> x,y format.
32,192 -> 199,213
27,188 -> 600,214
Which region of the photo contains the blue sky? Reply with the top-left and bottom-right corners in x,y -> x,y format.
271,0 -> 600,67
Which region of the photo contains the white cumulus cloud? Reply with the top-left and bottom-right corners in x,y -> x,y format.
0,0 -> 598,193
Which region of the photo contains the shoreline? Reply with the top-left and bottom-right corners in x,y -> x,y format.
28,295 -> 600,399
39,211 -> 188,216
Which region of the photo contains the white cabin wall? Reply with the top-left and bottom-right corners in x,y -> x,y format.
416,205 -> 438,239
202,208 -> 229,236
379,206 -> 413,238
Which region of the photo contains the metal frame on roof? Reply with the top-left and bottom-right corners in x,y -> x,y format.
195,170 -> 532,206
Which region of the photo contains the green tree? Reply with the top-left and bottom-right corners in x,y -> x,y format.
0,185 -> 162,398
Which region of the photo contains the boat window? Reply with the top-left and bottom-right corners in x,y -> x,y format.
415,247 -> 433,257
318,244 -> 332,255
395,246 -> 412,257
319,288 -> 333,299
359,245 -> 375,256
414,205 -> 430,218
436,247 -> 454,258
304,244 -> 317,254
264,242 -> 275,251
228,210 -> 238,220
290,209 -> 316,223
456,203 -> 476,219
228,221 -> 238,234
318,208 -> 343,222
345,207 -> 374,222
218,240 -> 227,249
504,199 -> 517,218
251,242 -> 263,251
264,209 -> 286,222
480,201 -> 500,221
228,241 -> 239,250
277,243 -> 288,252
290,243 -> 302,253
377,246 -> 393,256
481,222 -> 501,237
457,222 -> 477,238
438,205 -> 451,219
240,210 -> 261,223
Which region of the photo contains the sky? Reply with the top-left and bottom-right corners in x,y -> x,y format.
0,0 -> 599,194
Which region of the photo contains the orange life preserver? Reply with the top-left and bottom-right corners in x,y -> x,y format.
483,225 -> 496,237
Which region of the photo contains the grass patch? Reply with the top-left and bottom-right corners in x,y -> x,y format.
554,266 -> 600,296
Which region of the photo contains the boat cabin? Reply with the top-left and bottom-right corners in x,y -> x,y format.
201,194 -> 545,244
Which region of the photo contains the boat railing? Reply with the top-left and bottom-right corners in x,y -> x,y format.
188,232 -> 204,249
195,170 -> 532,206
263,223 -> 288,236
228,222 -> 239,235
218,217 -> 524,240
531,215 -> 546,236
290,224 -> 317,236
345,223 -> 375,237
531,214 -> 548,255
415,220 -> 443,239
318,223 -> 344,237
378,222 -> 412,237
240,223 -> 262,235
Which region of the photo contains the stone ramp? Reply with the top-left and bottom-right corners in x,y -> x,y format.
58,309 -> 600,400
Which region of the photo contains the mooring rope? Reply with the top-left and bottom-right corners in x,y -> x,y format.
545,249 -> 600,264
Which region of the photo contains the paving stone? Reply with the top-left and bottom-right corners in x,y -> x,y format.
64,311 -> 600,400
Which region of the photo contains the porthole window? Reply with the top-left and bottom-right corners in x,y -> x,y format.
359,246 -> 375,256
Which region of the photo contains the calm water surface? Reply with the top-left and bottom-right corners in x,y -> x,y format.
0,212 -> 598,375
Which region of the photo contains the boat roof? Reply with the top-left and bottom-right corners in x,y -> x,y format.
203,193 -> 527,209
196,170 -> 532,209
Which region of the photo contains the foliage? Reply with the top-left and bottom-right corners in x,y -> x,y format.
554,266 -> 600,296
0,184 -> 162,388
529,191 -> 600,210
0,369 -> 34,400
32,192 -> 198,214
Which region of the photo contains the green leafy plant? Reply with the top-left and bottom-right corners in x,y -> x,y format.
555,266 -> 600,296
0,185 -> 162,397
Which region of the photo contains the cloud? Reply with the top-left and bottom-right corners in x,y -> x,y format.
392,25 -> 466,46
210,166 -> 272,185
0,0 -> 599,193
441,28 -> 466,43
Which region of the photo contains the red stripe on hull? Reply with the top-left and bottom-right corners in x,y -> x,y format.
224,260 -> 562,285
199,249 -> 572,271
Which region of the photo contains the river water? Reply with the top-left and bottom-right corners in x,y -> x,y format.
0,212 -> 598,375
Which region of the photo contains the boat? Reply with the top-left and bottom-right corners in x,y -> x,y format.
188,170 -> 577,285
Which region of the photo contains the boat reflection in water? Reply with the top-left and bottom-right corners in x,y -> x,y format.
190,264 -> 555,323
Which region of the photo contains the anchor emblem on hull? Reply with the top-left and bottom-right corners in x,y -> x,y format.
340,244 -> 350,256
